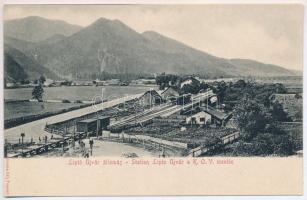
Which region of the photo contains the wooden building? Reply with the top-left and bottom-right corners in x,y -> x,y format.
138,90 -> 163,107
185,111 -> 212,126
77,118 -> 97,133
161,86 -> 181,100
98,116 -> 111,130
77,116 -> 110,134
200,106 -> 233,126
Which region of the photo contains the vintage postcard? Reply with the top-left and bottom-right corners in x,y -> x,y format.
2,3 -> 304,196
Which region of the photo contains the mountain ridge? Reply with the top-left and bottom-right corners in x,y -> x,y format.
4,16 -> 82,42
4,16 -> 298,82
4,44 -> 59,81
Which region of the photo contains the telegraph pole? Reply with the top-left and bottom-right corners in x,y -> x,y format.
96,111 -> 99,139
72,121 -> 76,148
150,90 -> 152,110
20,133 -> 25,155
62,125 -> 66,154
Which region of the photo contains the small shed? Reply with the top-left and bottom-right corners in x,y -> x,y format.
77,118 -> 98,133
98,116 -> 110,130
186,111 -> 211,126
200,106 -> 233,126
161,86 -> 180,100
138,89 -> 163,107
77,116 -> 111,134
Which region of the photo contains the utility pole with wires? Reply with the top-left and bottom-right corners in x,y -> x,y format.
72,121 -> 76,148
20,133 -> 25,155
96,111 -> 99,139
150,90 -> 152,110
139,122 -> 146,149
62,131 -> 65,154
191,94 -> 194,110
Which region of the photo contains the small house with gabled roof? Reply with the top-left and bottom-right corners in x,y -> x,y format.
161,86 -> 181,100
137,89 -> 163,108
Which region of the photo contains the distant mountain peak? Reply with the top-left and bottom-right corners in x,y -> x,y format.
6,15 -> 81,26
85,17 -> 140,39
91,17 -> 123,25
5,16 -> 82,42
4,16 -> 296,79
142,30 -> 161,36
93,17 -> 109,23
90,17 -> 131,29
11,16 -> 47,21
23,15 -> 43,20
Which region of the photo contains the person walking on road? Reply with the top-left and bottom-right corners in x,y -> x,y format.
89,139 -> 94,156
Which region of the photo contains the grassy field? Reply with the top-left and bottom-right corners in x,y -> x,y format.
4,101 -> 84,120
4,85 -> 156,101
4,85 -> 155,119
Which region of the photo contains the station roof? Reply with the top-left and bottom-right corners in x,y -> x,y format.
200,106 -> 232,121
98,116 -> 110,120
77,118 -> 97,123
139,90 -> 162,99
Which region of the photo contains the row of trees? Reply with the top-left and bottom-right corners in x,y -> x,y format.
221,80 -> 287,104
155,73 -> 211,94
230,81 -> 296,156
89,72 -> 155,82
181,82 -> 210,95
190,79 -> 298,156
155,73 -> 180,90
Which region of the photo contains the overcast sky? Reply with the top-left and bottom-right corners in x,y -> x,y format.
4,4 -> 304,71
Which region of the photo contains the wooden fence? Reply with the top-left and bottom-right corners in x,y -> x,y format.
187,131 -> 240,157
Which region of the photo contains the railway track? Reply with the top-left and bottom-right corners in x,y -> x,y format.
6,91 -> 214,157
109,91 -> 214,131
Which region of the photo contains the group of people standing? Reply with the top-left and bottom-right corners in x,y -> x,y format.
78,139 -> 94,158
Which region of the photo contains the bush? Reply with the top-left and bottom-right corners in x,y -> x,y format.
271,102 -> 290,122
62,99 -> 71,103
231,132 -> 295,156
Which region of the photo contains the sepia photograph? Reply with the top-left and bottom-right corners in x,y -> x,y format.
3,4 -> 303,159
2,2 -> 306,197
